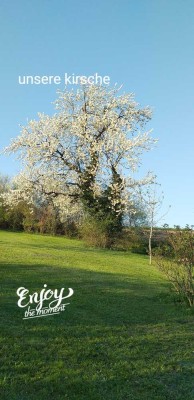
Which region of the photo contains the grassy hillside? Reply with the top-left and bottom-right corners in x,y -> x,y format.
0,230 -> 194,400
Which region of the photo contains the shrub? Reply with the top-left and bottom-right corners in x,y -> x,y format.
61,220 -> 78,237
154,228 -> 194,307
5,202 -> 30,231
79,218 -> 111,248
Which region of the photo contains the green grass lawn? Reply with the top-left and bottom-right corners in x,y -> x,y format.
1,230 -> 194,400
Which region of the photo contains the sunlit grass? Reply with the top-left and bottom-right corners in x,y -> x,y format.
0,230 -> 194,400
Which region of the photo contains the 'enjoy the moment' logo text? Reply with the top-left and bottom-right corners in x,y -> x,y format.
16,284 -> 74,320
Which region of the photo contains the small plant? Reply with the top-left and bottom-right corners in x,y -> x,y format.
154,227 -> 194,307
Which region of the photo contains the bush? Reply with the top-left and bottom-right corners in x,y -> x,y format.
61,220 -> 78,237
154,228 -> 194,307
80,222 -> 147,251
5,202 -> 29,231
79,218 -> 109,248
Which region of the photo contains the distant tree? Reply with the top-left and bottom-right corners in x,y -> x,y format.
162,223 -> 169,229
0,174 -> 10,193
174,225 -> 180,230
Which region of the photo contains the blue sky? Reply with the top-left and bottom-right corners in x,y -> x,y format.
0,0 -> 194,227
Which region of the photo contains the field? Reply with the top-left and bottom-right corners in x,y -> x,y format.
0,230 -> 194,400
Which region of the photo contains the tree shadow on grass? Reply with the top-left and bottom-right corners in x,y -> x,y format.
0,262 -> 194,400
0,261 -> 183,326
